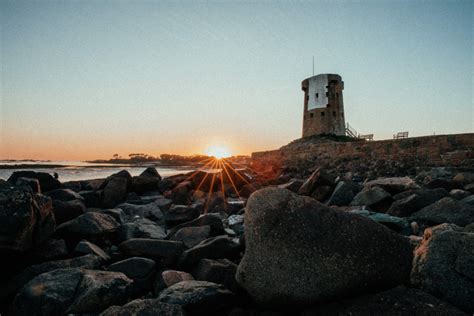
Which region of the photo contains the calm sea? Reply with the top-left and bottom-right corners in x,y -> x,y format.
0,160 -> 195,182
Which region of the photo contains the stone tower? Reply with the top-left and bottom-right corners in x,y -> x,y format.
302,73 -> 345,137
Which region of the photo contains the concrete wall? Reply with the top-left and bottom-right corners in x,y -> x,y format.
251,133 -> 474,175
302,74 -> 345,137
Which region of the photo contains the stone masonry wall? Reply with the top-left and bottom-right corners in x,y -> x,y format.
251,133 -> 474,176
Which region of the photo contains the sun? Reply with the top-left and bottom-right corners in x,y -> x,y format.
205,145 -> 232,159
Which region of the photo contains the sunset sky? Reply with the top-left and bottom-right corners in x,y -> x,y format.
1,1 -> 472,160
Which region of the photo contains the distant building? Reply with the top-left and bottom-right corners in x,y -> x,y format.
301,74 -> 345,137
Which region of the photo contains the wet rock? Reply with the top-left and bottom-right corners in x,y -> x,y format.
52,199 -> 86,224
179,236 -> 240,269
327,181 -> 361,206
55,212 -> 120,241
350,186 -> 393,212
236,188 -> 413,306
192,258 -> 239,292
119,238 -> 186,267
165,204 -> 201,226
74,240 -> 110,261
410,197 -> 474,226
11,268 -> 132,315
365,177 -> 420,194
100,299 -> 185,316
8,171 -> 60,192
157,280 -> 235,314
170,225 -> 212,248
411,224 -> 474,312
79,190 -> 102,207
304,286 -> 468,316
0,184 -> 55,252
118,218 -> 167,241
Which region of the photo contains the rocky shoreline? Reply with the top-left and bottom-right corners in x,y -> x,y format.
1,161 -> 473,315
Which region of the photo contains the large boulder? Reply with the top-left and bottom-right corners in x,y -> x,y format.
411,224 -> 474,312
55,212 -> 120,242
131,172 -> 161,194
298,168 -> 335,201
11,268 -> 132,315
8,171 -> 60,192
236,188 -> 413,306
388,188 -> 449,218
410,197 -> 474,226
170,225 -> 212,248
100,299 -> 185,316
0,183 -> 55,253
164,204 -> 201,226
305,286 -> 468,315
157,280 -> 236,314
327,181 -> 361,206
0,254 -> 102,301
45,188 -> 84,201
118,218 -> 167,241
102,176 -> 129,208
117,202 -> 164,222
350,186 -> 393,212
52,199 -> 86,224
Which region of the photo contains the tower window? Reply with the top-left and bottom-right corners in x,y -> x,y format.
336,92 -> 339,97
315,93 -> 319,98
327,104 -> 330,107
321,112 -> 325,117
310,113 -> 314,118
333,111 -> 336,117
326,92 -> 329,97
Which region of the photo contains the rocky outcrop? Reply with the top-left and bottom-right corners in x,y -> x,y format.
0,183 -> 55,253
11,268 -> 132,315
55,212 -> 120,242
236,187 -> 413,306
411,224 -> 474,312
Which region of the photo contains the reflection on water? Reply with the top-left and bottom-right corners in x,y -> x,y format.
0,160 -> 195,182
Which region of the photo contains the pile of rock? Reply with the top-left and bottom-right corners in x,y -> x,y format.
0,165 -> 473,315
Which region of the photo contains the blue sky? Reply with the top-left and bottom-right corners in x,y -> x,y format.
1,0 -> 472,159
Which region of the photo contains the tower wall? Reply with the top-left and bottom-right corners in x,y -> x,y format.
302,74 -> 345,137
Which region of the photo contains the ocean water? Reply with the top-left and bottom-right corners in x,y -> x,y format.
0,160 -> 195,182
